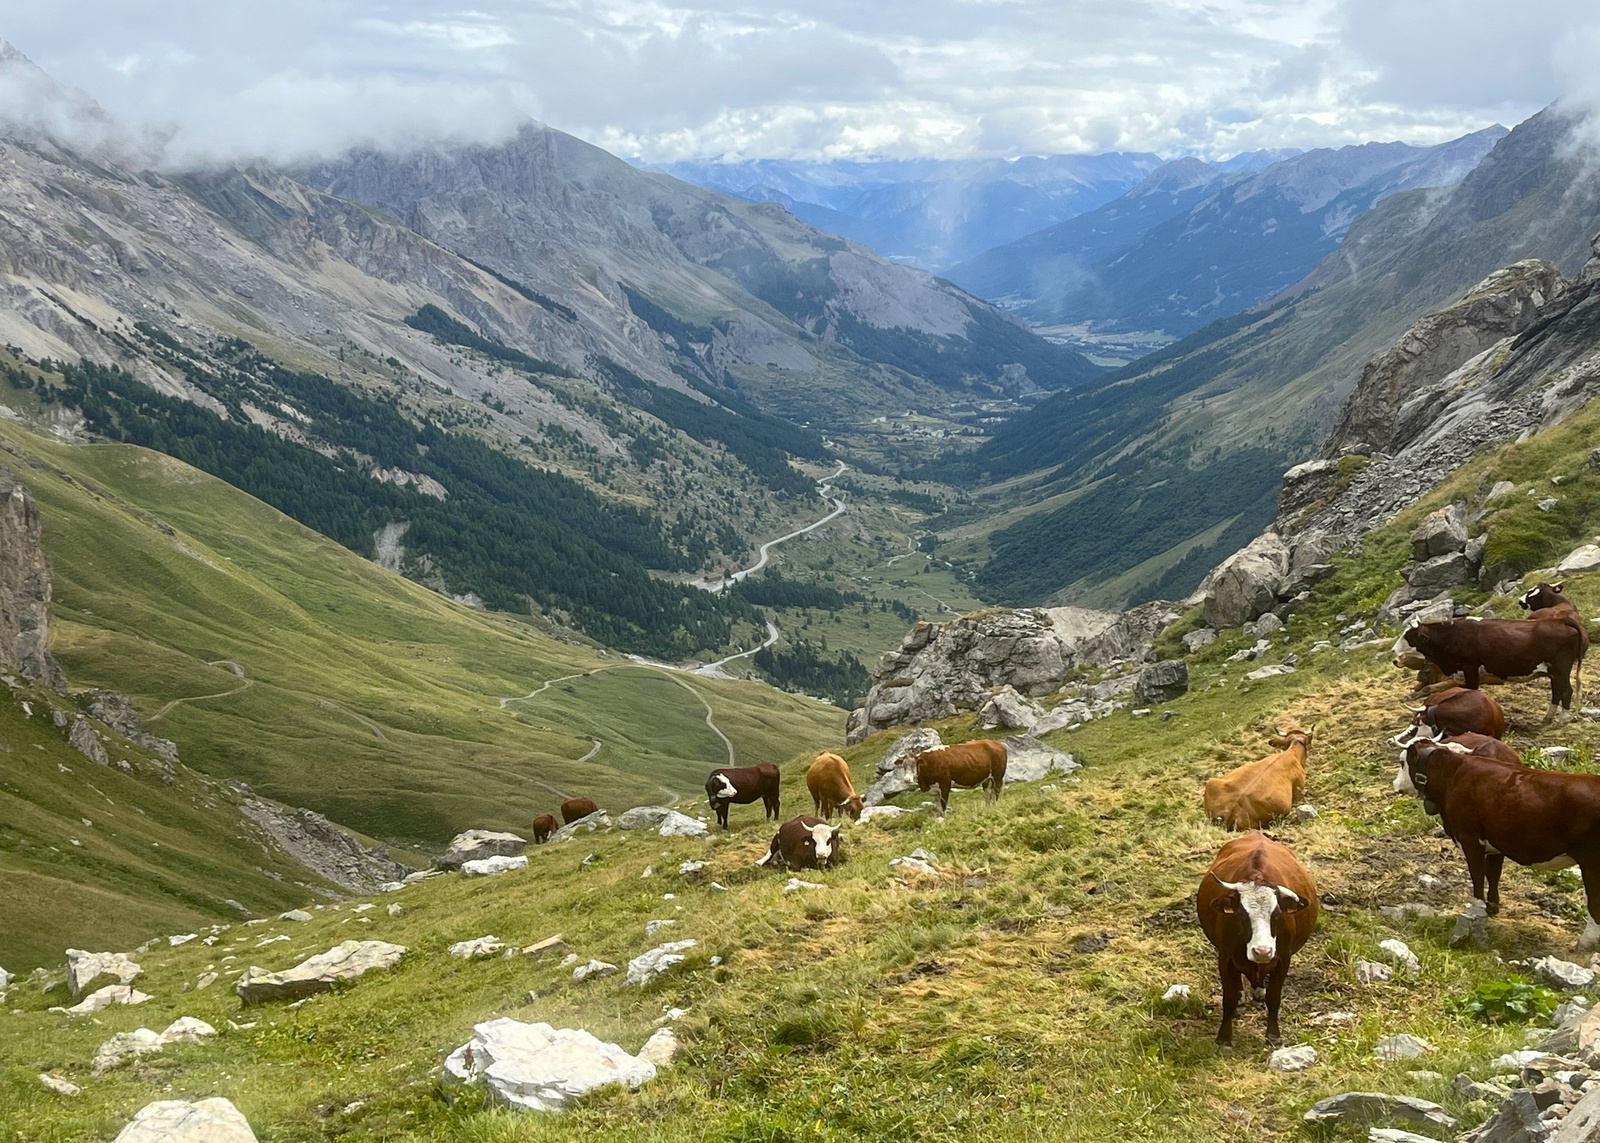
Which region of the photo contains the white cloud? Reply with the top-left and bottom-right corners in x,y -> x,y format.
3,0 -> 1597,164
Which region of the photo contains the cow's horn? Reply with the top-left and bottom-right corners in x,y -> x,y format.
1211,873 -> 1245,892
1407,704 -> 1426,713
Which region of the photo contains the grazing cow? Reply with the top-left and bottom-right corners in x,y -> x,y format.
756,815 -> 841,871
531,813 -> 558,843
560,797 -> 599,824
1395,740 -> 1600,946
1394,687 -> 1506,745
912,740 -> 1007,814
705,763 -> 781,829
1203,729 -> 1311,831
806,752 -> 863,821
1402,616 -> 1585,718
1196,832 -> 1318,1046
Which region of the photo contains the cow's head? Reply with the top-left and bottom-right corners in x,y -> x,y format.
1210,875 -> 1309,963
709,772 -> 737,801
1267,727 -> 1313,751
913,751 -> 937,792
842,794 -> 864,821
1394,739 -> 1468,809
807,821 -> 841,867
1520,582 -> 1566,612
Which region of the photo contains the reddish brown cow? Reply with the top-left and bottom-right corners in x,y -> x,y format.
1395,735 -> 1522,912
1402,616 -> 1585,717
755,815 -> 842,871
913,740 -> 1007,814
531,813 -> 558,843
560,797 -> 599,824
1203,730 -> 1310,831
1197,832 -> 1318,1046
1521,581 -> 1592,667
1397,741 -> 1600,946
806,752 -> 863,821
705,763 -> 781,829
1396,687 -> 1506,743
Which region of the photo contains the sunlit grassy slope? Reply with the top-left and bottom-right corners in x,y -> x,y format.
0,420 -> 840,933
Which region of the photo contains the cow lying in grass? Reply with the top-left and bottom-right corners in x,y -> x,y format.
1203,729 -> 1310,830
756,815 -> 842,871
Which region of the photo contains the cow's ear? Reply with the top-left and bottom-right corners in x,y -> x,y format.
1553,582 -> 1565,593
1211,894 -> 1239,914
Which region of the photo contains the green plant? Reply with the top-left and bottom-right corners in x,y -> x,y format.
1452,977 -> 1557,1024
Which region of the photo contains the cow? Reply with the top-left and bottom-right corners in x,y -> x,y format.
560,796 -> 599,824
1392,687 -> 1506,746
531,813 -> 558,843
1394,735 -> 1523,912
1202,729 -> 1310,831
755,815 -> 842,871
1395,739 -> 1600,946
1196,832 -> 1318,1046
1401,616 -> 1585,719
806,752 -> 863,821
912,740 -> 1007,814
1521,581 -> 1591,667
705,763 -> 781,829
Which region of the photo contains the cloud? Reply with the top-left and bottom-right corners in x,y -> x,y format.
4,0 -> 1596,164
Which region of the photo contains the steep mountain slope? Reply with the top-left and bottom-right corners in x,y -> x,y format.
656,152 -> 1166,268
949,129 -> 1506,339
935,107 -> 1599,609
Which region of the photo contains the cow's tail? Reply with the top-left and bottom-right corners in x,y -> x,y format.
1566,615 -> 1587,708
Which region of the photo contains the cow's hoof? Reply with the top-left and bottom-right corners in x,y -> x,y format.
1486,902 -> 1501,917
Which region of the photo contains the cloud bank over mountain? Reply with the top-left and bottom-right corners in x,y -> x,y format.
4,1 -> 1599,165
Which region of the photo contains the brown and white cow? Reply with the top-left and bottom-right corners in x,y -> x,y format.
756,815 -> 842,871
912,740 -> 1007,815
531,813 -> 558,844
806,752 -> 863,821
1196,832 -> 1318,1045
1397,740 -> 1600,946
1392,687 -> 1506,746
1395,735 -> 1523,913
560,797 -> 599,824
1203,729 -> 1310,831
705,763 -> 781,829
1402,615 -> 1585,718
1521,581 -> 1591,670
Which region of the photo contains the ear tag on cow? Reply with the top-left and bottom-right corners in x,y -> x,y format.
1214,898 -> 1238,914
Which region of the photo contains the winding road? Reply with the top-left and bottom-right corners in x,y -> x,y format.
146,660 -> 254,723
688,461 -> 848,593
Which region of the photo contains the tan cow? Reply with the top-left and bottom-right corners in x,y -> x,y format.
806,752 -> 863,821
1202,729 -> 1310,831
913,739 -> 1007,815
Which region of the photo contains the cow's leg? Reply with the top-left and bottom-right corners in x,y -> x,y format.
1216,956 -> 1241,1046
1485,853 -> 1505,916
1463,663 -> 1480,690
1577,857 -> 1600,951
715,801 -> 729,829
939,779 -> 951,816
765,792 -> 780,821
1459,835 -> 1490,911
1263,958 -> 1290,1045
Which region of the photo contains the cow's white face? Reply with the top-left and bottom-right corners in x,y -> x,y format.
809,823 -> 837,863
1519,587 -> 1538,610
714,774 -> 737,800
1393,760 -> 1417,795
1217,879 -> 1302,962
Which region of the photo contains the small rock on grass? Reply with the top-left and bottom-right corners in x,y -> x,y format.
1356,960 -> 1394,985
572,960 -> 617,983
1536,956 -> 1596,990
1268,1045 -> 1317,1072
638,1026 -> 680,1067
1161,984 -> 1190,1002
1373,1034 -> 1430,1060
1302,1092 -> 1455,1127
1451,900 -> 1490,950
1369,1131 -> 1442,1143
39,1073 -> 79,1096
111,1097 -> 258,1143
1379,939 -> 1421,977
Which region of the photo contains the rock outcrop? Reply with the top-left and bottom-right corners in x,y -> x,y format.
442,1017 -> 657,1111
65,949 -> 142,998
235,940 -> 406,1004
1201,532 -> 1291,630
848,603 -> 1174,742
0,468 -> 66,689
435,829 -> 527,871
238,799 -> 408,894
111,1098 -> 257,1143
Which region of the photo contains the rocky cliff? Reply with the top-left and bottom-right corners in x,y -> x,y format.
0,467 -> 65,689
846,602 -> 1175,742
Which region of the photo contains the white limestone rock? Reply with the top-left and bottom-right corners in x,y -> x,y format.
1379,939 -> 1421,978
461,855 -> 528,877
1373,1034 -> 1431,1060
1268,1045 -> 1318,1072
1002,735 -> 1080,783
618,806 -> 674,830
1243,663 -> 1295,681
625,940 -> 697,987
235,940 -> 406,1003
1161,984 -> 1190,1003
638,1026 -> 681,1067
39,1072 -> 79,1096
1356,960 -> 1394,985
111,1098 -> 258,1142
657,811 -> 708,838
449,936 -> 506,960
279,909 -> 313,922
65,949 -> 142,998
167,934 -> 197,947
442,1017 -> 656,1112
572,960 -> 617,983
784,878 -> 825,892
1559,545 -> 1600,576
158,1017 -> 217,1045
550,811 -> 611,843
977,685 -> 1044,731
1536,956 -> 1597,990
54,983 -> 151,1015
857,805 -> 911,823
437,829 -> 528,870
92,1028 -> 164,1074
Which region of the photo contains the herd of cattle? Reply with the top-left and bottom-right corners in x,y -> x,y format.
517,581 -> 1597,1046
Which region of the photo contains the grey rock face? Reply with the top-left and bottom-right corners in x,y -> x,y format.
617,806 -> 675,830
1412,505 -> 1469,560
848,603 -> 1174,742
550,811 -> 611,843
1002,736 -> 1080,783
65,949 -> 142,999
66,717 -> 107,765
235,940 -> 406,1004
1202,532 -> 1290,629
0,470 -> 66,690
977,686 -> 1044,731
1135,660 -> 1189,704
861,728 -> 943,807
239,799 -> 408,894
1451,900 -> 1491,950
1181,628 -> 1217,652
1458,1089 -> 1547,1143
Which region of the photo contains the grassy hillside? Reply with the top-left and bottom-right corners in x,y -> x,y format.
12,400 -> 1600,1139
0,418 -> 842,857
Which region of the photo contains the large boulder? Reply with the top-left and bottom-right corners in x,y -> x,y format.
0,470 -> 67,688
442,1018 -> 656,1111
860,728 -> 943,807
550,811 -> 611,843
617,806 -> 674,830
1411,505 -> 1469,561
54,983 -> 150,1015
66,950 -> 142,998
847,602 -> 1175,742
436,830 -> 527,871
462,855 -> 528,877
111,1098 -> 257,1143
1203,532 -> 1291,630
1135,660 -> 1189,705
1002,736 -> 1080,783
1407,551 -> 1474,595
656,811 -> 708,838
235,940 -> 405,1004
977,686 -> 1044,730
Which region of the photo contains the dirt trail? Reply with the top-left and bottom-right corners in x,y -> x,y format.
146,659 -> 254,723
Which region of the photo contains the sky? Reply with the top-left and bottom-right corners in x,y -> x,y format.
3,0 -> 1599,165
